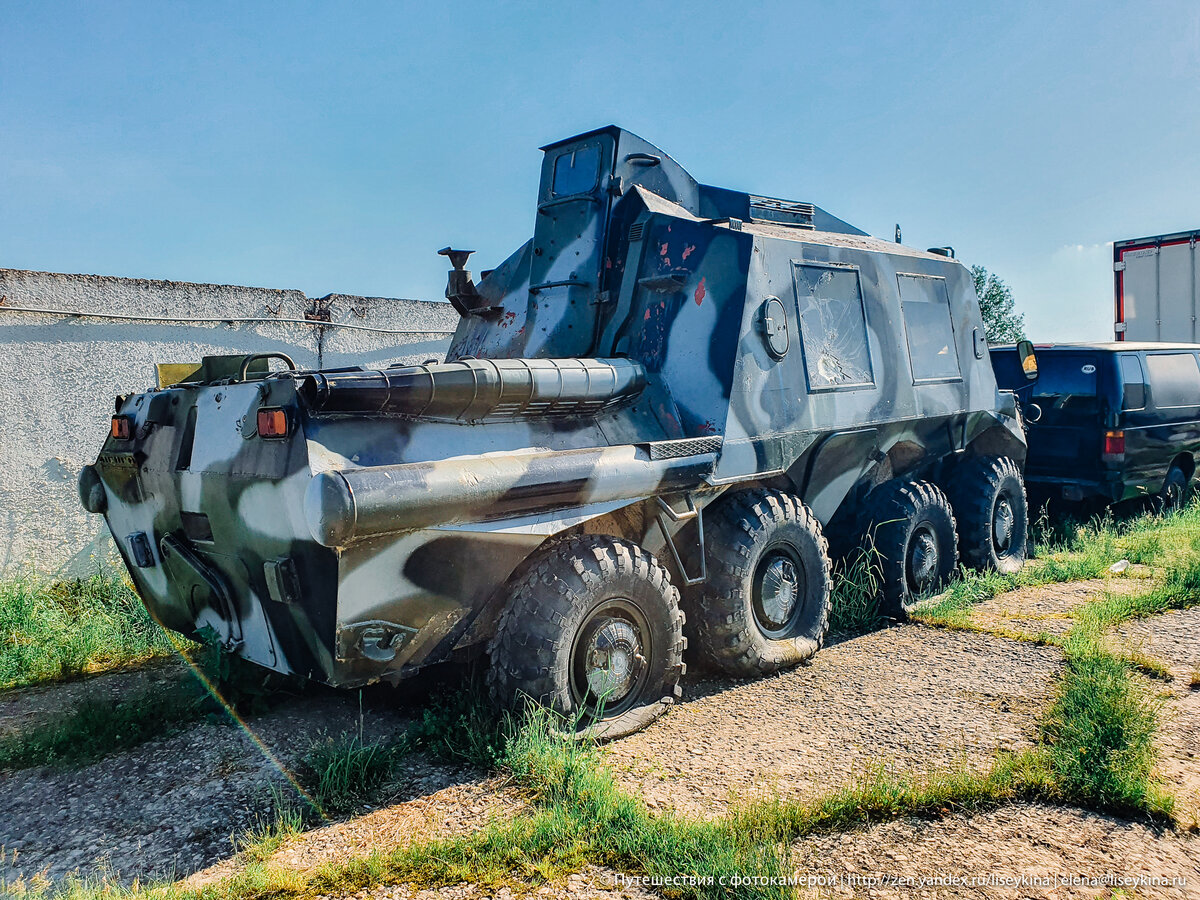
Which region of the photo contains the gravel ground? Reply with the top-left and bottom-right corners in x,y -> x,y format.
0,661 -> 183,740
187,776 -> 527,889
2,579 -> 1197,895
0,684 -> 423,886
791,803 -> 1200,899
1117,607 -> 1200,827
605,626 -> 1061,818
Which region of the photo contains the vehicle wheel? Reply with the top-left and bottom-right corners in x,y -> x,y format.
946,456 -> 1029,574
487,534 -> 685,739
1157,465 -> 1189,514
685,488 -> 832,677
864,479 -> 958,619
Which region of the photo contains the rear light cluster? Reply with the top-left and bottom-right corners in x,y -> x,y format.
110,416 -> 133,440
257,407 -> 289,438
1103,429 -> 1125,461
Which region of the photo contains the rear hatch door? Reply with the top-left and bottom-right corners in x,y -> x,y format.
1024,351 -> 1105,478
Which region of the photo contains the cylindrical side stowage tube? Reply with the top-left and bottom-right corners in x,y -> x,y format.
300,357 -> 645,421
304,445 -> 715,547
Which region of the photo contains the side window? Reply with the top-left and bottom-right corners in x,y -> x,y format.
897,274 -> 961,382
1144,353 -> 1200,409
791,263 -> 874,391
1119,355 -> 1146,410
551,145 -> 602,197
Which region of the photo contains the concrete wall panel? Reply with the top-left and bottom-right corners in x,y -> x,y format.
0,268 -> 458,574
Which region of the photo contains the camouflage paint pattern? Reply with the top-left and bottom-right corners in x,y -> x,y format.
82,126 -> 1025,688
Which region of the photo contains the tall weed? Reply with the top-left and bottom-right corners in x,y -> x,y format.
0,571 -> 176,690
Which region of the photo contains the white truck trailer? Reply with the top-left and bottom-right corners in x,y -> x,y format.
1114,229 -> 1200,341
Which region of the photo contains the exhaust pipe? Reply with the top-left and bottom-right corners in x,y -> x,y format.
300,357 -> 646,422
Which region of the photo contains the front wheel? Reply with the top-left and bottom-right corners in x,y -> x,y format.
488,534 -> 685,739
946,456 -> 1029,574
864,479 -> 958,619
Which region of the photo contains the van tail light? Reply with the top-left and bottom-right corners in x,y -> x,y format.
257,407 -> 289,438
111,416 -> 133,440
1103,430 -> 1125,462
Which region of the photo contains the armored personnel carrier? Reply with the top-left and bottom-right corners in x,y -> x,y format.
80,126 -> 1031,736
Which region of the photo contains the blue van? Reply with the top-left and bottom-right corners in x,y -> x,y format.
990,342 -> 1200,511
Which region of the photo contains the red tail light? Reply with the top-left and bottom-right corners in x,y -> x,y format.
1103,430 -> 1125,459
257,408 -> 289,438
110,416 -> 133,440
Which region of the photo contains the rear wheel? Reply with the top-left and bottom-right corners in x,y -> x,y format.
946,456 -> 1029,574
487,534 -> 685,739
685,488 -> 832,677
864,479 -> 958,619
1157,465 -> 1189,515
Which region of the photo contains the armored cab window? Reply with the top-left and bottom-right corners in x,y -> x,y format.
791,263 -> 875,391
551,145 -> 602,197
1145,352 -> 1200,408
898,273 -> 961,382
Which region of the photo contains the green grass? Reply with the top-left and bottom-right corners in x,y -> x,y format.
1040,628 -> 1172,818
915,499 -> 1200,630
236,785 -> 307,863
0,571 -> 177,691
0,679 -> 202,771
405,682 -> 507,770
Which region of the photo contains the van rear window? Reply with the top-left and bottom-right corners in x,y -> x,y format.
1028,354 -> 1100,423
1145,353 -> 1200,408
1033,355 -> 1098,398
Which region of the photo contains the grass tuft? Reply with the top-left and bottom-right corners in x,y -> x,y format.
405,682 -> 506,770
828,543 -> 884,634
300,732 -> 405,818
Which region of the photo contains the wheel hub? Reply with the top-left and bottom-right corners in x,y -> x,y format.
993,496 -> 1015,554
759,556 -> 799,628
908,529 -> 939,590
583,618 -> 644,704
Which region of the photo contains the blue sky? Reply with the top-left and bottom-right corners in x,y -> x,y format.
2,1 -> 1197,341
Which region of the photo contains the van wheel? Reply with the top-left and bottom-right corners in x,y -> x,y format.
865,480 -> 958,619
487,534 -> 685,739
685,488 -> 832,677
946,456 -> 1029,574
1158,466 -> 1189,514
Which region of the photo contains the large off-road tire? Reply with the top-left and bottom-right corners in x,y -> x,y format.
946,456 -> 1029,574
685,488 -> 832,678
487,534 -> 685,739
1156,465 -> 1189,515
864,479 -> 958,619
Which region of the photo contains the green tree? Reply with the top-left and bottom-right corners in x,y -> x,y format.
971,264 -> 1026,344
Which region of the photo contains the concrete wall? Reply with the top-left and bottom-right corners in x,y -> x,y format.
0,268 -> 458,575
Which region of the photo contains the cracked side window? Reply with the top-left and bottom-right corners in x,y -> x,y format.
792,264 -> 874,391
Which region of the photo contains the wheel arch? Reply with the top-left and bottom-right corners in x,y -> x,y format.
1170,452 -> 1195,482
